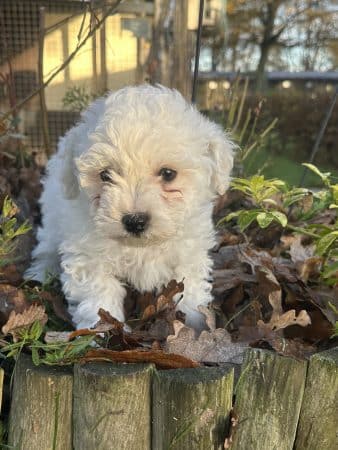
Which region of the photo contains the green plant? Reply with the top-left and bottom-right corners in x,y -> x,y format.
62,86 -> 92,113
218,175 -> 288,231
0,197 -> 31,267
23,275 -> 70,331
1,321 -> 94,366
219,164 -> 338,288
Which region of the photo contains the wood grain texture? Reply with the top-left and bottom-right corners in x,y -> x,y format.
73,362 -> 153,450
295,347 -> 338,450
8,354 -> 73,450
152,366 -> 234,450
230,348 -> 307,450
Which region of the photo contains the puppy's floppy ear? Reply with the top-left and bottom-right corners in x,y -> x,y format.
59,132 -> 80,199
207,129 -> 235,195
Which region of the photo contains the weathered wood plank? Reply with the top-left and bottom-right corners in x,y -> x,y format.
152,366 -> 234,450
230,348 -> 307,450
295,347 -> 338,450
8,354 -> 73,450
73,362 -> 153,450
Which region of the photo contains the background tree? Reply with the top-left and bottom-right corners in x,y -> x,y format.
225,0 -> 338,89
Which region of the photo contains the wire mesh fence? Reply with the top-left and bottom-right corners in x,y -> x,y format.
0,0 -> 152,156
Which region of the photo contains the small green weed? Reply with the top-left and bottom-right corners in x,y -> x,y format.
0,197 -> 31,267
219,163 -> 338,299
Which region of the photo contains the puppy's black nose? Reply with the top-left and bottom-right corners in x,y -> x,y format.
122,213 -> 150,235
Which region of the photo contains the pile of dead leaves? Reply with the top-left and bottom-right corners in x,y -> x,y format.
0,185 -> 337,369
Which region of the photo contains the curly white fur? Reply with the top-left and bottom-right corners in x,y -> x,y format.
26,85 -> 234,330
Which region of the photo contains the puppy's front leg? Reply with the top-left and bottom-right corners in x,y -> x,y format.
60,252 -> 126,329
174,263 -> 213,332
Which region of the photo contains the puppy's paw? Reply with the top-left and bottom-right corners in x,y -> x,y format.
181,307 -> 207,333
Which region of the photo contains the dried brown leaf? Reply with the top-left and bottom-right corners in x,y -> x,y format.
212,268 -> 256,295
166,317 -> 247,364
0,264 -> 23,286
298,257 -> 323,282
269,337 -> 316,358
141,304 -> 156,321
218,230 -> 243,247
68,309 -> 143,350
38,290 -> 73,325
238,245 -> 274,273
257,308 -> 311,333
161,279 -> 184,301
0,284 -> 29,326
156,294 -> 171,312
256,266 -> 280,296
284,308 -> 333,342
198,305 -> 216,331
268,290 -> 283,318
146,319 -> 174,341
284,235 -> 315,264
2,304 -> 47,339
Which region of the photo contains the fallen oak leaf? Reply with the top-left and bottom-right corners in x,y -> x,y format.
166,317 -> 247,364
257,309 -> 311,333
280,235 -> 322,282
69,310 -> 142,349
284,234 -> 315,264
298,257 -> 323,282
212,269 -> 256,295
258,337 -> 316,359
268,290 -> 283,319
256,266 -> 281,302
81,348 -> 200,370
238,245 -> 274,274
2,304 -> 47,341
198,305 -> 216,331
156,294 -> 173,312
131,281 -> 185,341
0,284 -> 29,327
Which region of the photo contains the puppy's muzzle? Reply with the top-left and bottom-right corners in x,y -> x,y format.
122,212 -> 150,236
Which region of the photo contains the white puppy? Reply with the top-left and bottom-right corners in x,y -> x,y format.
26,85 -> 234,330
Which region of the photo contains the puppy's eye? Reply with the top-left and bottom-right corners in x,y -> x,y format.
159,168 -> 177,182
100,170 -> 114,183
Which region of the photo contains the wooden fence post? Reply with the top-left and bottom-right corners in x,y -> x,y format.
73,362 -> 153,450
295,347 -> 338,450
8,354 -> 73,450
152,366 -> 234,450
230,348 -> 307,450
